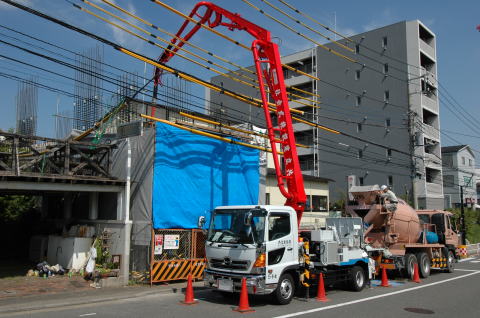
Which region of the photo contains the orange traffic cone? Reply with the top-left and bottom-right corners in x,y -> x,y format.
315,273 -> 329,302
180,274 -> 198,305
233,277 -> 255,313
412,263 -> 421,283
380,267 -> 391,287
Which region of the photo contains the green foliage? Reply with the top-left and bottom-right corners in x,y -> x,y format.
450,208 -> 480,244
0,195 -> 36,222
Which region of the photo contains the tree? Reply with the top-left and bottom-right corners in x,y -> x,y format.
0,195 -> 37,223
450,207 -> 480,244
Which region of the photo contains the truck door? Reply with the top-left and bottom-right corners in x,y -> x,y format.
444,215 -> 459,246
265,212 -> 296,284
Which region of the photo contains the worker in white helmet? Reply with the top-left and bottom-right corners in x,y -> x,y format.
380,185 -> 398,212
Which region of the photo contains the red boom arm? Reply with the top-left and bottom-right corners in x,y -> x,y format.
154,1 -> 306,224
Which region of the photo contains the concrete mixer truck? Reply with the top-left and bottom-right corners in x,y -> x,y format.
346,185 -> 460,279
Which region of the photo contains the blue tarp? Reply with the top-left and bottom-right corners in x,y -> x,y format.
152,123 -> 260,229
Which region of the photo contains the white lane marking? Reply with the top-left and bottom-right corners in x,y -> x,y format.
79,314 -> 96,317
458,257 -> 476,262
455,269 -> 479,272
470,260 -> 480,263
273,271 -> 480,318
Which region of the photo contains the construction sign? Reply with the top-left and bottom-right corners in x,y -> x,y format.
154,234 -> 163,255
164,234 -> 180,249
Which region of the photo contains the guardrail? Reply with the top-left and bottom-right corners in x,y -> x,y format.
466,243 -> 480,256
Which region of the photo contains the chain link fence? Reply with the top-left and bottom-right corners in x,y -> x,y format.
150,229 -> 206,284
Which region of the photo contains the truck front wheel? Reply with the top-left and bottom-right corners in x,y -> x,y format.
349,266 -> 366,291
272,273 -> 295,305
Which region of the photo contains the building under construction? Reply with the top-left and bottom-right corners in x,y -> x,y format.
73,46 -> 104,131
15,78 -> 38,136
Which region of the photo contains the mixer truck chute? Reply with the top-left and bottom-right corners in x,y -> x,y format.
346,185 -> 460,279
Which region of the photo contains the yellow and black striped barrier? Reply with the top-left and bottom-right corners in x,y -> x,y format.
150,259 -> 206,283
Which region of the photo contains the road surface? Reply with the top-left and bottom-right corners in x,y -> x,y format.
2,256 -> 480,318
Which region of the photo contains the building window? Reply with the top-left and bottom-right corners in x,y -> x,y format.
356,96 -> 362,107
311,195 -> 327,211
355,44 -> 360,54
426,167 -> 440,184
385,118 -> 391,127
265,192 -> 270,205
357,123 -> 362,132
355,70 -> 361,80
382,36 -> 388,49
358,149 -> 363,159
383,63 -> 389,74
469,159 -> 472,166
359,177 -> 364,186
384,90 -> 390,103
462,157 -> 465,165
388,175 -> 393,186
443,175 -> 454,188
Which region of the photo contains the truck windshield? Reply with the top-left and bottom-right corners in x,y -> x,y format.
207,209 -> 265,244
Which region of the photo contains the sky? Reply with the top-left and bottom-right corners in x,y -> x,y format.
0,0 -> 479,159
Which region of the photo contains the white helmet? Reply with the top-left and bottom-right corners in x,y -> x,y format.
380,185 -> 388,191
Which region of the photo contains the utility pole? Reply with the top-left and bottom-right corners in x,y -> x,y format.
460,185 -> 466,245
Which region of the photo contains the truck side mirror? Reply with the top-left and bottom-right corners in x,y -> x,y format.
197,216 -> 206,228
244,212 -> 253,226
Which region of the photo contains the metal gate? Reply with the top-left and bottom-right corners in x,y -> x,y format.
150,229 -> 206,284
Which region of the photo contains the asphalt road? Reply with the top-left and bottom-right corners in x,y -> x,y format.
4,257 -> 480,318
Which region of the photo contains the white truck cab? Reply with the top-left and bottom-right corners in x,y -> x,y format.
203,205 -> 299,304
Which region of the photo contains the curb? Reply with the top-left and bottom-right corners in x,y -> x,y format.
0,283 -> 205,315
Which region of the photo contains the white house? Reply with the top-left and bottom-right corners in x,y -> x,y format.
441,145 -> 476,208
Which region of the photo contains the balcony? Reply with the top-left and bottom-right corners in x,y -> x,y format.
421,124 -> 440,140
420,68 -> 437,88
426,182 -> 443,196
421,94 -> 438,113
419,40 -> 435,61
285,75 -> 313,87
297,146 -> 314,156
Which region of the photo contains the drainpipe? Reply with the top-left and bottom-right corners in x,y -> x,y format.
121,138 -> 132,285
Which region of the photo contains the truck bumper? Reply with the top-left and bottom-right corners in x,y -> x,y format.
203,269 -> 277,295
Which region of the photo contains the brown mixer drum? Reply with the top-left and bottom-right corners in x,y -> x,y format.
365,200 -> 421,247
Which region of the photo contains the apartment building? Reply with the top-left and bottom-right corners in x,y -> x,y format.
208,20 -> 443,209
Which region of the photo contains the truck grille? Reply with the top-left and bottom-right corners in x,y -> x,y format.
209,258 -> 249,270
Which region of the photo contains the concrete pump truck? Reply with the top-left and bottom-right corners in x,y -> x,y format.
156,1 -> 372,305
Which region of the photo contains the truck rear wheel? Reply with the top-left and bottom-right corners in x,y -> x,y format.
416,252 -> 431,278
272,273 -> 295,305
349,266 -> 366,291
403,253 -> 417,279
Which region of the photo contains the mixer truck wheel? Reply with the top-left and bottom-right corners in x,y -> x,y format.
403,253 -> 417,279
272,273 -> 295,305
349,266 -> 366,291
416,252 -> 431,278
